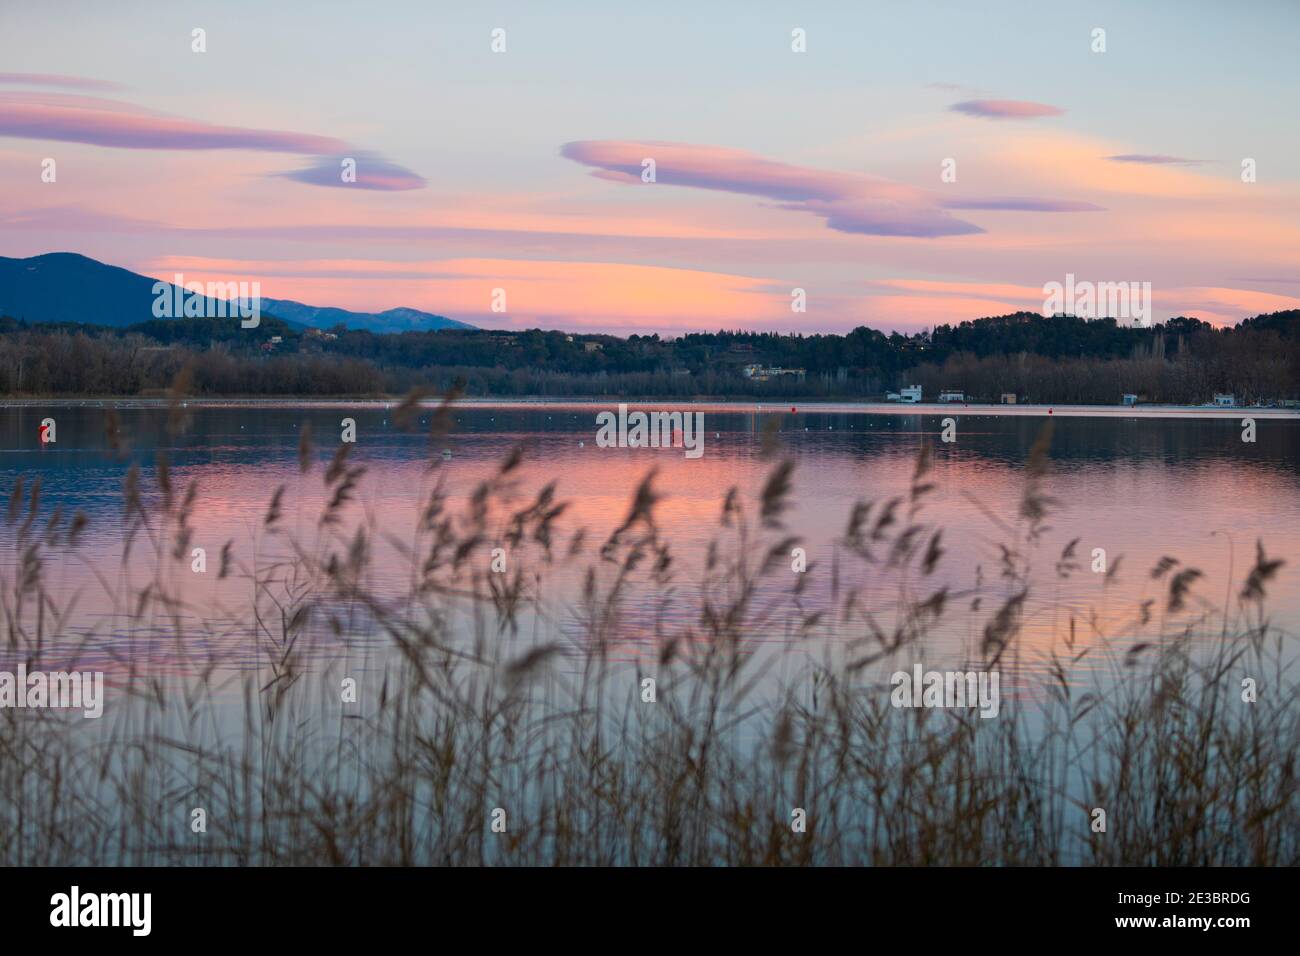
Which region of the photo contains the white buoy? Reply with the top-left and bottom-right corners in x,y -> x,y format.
579,440 -> 585,448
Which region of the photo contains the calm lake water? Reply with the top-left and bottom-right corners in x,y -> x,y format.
2,400 -> 1298,704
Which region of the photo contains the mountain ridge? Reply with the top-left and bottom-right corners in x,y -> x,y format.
0,252 -> 474,333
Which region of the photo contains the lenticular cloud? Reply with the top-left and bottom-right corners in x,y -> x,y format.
278,154 -> 427,191
0,83 -> 424,190
948,99 -> 1064,119
562,139 -> 1097,239
0,91 -> 345,153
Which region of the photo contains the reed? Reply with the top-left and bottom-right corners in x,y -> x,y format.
0,396 -> 1294,867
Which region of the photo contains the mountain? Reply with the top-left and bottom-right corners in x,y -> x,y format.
0,252 -> 166,328
0,252 -> 473,332
257,298 -> 474,333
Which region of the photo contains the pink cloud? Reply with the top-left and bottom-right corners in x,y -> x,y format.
0,73 -> 124,91
949,99 -> 1064,119
0,91 -> 345,153
277,153 -> 426,191
1158,286 -> 1300,327
563,140 -> 1100,239
562,140 -> 980,237
789,198 -> 983,237
0,90 -> 345,153
563,140 -> 906,202
0,90 -> 426,190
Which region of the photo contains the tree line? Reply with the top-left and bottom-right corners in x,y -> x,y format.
0,310 -> 1295,403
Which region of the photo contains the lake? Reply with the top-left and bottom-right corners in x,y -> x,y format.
3,398 -> 1298,865
2,399 -> 1297,697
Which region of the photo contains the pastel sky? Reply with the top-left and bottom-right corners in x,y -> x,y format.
2,0 -> 1299,335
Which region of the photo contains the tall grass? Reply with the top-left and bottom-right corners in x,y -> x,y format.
0,396 -> 1295,866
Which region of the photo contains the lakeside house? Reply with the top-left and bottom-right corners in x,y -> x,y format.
1212,393 -> 1236,407
938,389 -> 965,403
1000,393 -> 1018,404
742,364 -> 806,382
1121,393 -> 1138,406
885,385 -> 922,403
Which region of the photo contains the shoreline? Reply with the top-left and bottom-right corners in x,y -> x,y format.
3,395 -> 1299,419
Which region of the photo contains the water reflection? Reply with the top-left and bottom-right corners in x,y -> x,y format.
2,402 -> 1297,695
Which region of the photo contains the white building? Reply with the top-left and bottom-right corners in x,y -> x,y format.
889,385 -> 922,403
938,389 -> 964,403
1213,393 -> 1235,407
743,364 -> 805,382
1121,394 -> 1138,406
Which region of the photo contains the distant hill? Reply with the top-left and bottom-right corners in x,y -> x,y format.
0,252 -> 166,328
258,298 -> 474,333
1,280 -> 1295,401
0,252 -> 473,332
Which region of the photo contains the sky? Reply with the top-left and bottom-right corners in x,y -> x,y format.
2,0 -> 1299,336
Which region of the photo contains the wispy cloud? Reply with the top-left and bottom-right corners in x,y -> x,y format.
563,139 -> 983,238
563,140 -> 1100,239
1107,154 -> 1208,166
0,89 -> 426,191
949,99 -> 1063,119
0,91 -> 344,153
0,72 -> 124,92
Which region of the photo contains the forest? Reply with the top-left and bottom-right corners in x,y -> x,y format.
0,309 -> 1295,404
